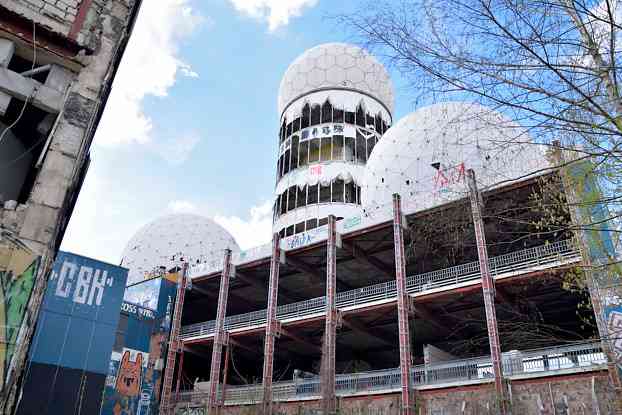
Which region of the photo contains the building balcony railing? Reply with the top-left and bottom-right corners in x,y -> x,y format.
181,239 -> 581,340
173,342 -> 606,407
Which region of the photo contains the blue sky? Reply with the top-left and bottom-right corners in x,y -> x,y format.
61,0 -> 413,264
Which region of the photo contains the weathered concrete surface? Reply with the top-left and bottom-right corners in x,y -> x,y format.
0,0 -> 140,412
214,372 -> 617,415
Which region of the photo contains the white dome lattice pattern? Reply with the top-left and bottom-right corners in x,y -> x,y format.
362,102 -> 548,215
121,214 -> 240,284
278,43 -> 394,116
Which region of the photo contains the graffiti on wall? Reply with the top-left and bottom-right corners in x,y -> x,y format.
604,292 -> 622,374
116,351 -> 143,397
0,230 -> 40,388
105,348 -> 150,415
175,407 -> 206,415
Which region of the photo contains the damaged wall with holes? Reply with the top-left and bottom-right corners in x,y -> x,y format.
0,0 -> 140,412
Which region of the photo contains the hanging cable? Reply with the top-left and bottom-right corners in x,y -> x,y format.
0,20 -> 38,147
228,346 -> 248,385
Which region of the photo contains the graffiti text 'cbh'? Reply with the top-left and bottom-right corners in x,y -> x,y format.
52,260 -> 115,306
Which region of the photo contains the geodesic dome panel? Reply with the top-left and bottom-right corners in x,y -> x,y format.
362,102 -> 549,215
121,214 -> 239,285
278,43 -> 395,116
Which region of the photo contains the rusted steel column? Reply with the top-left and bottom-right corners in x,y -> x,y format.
262,234 -> 282,415
466,169 -> 507,412
322,215 -> 338,414
392,194 -> 414,415
208,249 -> 233,411
175,349 -> 185,400
219,344 -> 230,413
159,262 -> 189,415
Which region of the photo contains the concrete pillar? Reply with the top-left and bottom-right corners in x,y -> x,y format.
322,215 -> 338,414
0,38 -> 14,116
208,249 -> 233,411
392,194 -> 415,415
262,233 -> 282,415
466,169 -> 507,413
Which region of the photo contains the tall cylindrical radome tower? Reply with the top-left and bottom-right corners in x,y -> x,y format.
273,43 -> 394,237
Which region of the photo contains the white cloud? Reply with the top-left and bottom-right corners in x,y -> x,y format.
168,200 -> 198,213
214,200 -> 273,249
152,132 -> 201,165
96,0 -> 203,146
228,0 -> 318,31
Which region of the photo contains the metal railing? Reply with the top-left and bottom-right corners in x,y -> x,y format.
172,342 -> 605,407
181,239 -> 580,339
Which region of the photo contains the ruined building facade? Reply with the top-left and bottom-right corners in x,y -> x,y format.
0,0 -> 140,411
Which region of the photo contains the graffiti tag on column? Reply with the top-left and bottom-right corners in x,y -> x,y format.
0,229 -> 41,388
608,310 -> 622,360
433,162 -> 466,191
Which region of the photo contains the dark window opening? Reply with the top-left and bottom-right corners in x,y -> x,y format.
282,149 -> 291,175
319,184 -> 331,203
286,121 -> 292,138
309,138 -> 320,163
320,137 -> 331,161
345,110 -> 355,124
334,107 -> 344,123
299,140 -> 309,167
306,218 -> 318,231
281,119 -> 287,143
332,135 -> 344,160
301,104 -> 310,129
297,186 -> 307,208
356,186 -> 361,204
293,117 -> 301,134
308,184 -> 319,204
290,136 -> 299,170
287,186 -> 296,211
286,225 -> 294,236
332,179 -> 344,203
355,104 -> 365,127
345,137 -> 355,162
280,193 -> 287,215
295,222 -> 305,234
0,98 -> 49,204
345,182 -> 356,203
356,132 -> 367,163
375,114 -> 382,133
318,217 -> 328,227
311,104 -> 321,125
321,100 -> 333,124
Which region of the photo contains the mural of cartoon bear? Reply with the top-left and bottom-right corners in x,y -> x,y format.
115,351 -> 143,397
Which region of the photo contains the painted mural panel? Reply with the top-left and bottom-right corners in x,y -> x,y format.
16,251 -> 128,414
101,276 -> 178,415
0,229 -> 41,393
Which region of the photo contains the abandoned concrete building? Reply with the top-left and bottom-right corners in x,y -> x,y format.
0,0 -> 140,412
146,45 -> 622,415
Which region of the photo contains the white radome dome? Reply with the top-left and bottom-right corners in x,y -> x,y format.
121,214 -> 240,284
362,102 -> 548,215
278,43 -> 395,116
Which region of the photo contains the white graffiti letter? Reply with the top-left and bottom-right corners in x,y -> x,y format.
74,266 -> 93,304
88,269 -> 107,306
56,261 -> 77,298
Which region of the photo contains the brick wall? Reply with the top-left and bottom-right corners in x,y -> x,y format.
0,0 -> 121,48
213,372 -> 618,415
